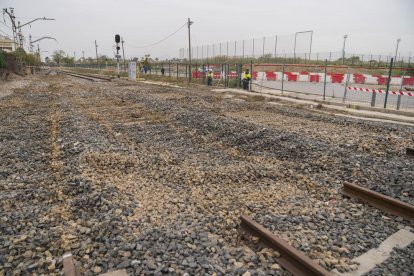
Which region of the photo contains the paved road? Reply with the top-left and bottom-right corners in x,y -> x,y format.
252,79 -> 414,111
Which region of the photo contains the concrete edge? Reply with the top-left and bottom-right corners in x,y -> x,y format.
332,227 -> 414,276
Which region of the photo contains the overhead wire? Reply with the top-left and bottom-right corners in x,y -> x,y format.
0,27 -> 12,37
127,22 -> 187,49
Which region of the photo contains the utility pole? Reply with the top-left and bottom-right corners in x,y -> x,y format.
395,38 -> 401,62
37,44 -> 40,63
82,51 -> 85,61
187,17 -> 193,84
121,37 -> 126,71
3,8 -> 18,50
29,34 -> 33,53
17,21 -> 24,49
95,40 -> 99,66
342,35 -> 348,65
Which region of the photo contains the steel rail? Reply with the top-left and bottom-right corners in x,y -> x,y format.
239,215 -> 331,276
406,148 -> 414,158
343,183 -> 414,221
56,70 -> 112,82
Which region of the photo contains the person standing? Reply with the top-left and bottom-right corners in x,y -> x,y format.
242,69 -> 251,90
207,69 -> 213,86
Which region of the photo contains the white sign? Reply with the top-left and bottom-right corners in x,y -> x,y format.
128,62 -> 137,80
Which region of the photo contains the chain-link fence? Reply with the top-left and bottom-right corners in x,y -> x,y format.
59,56 -> 414,112
250,61 -> 414,112
180,33 -> 413,69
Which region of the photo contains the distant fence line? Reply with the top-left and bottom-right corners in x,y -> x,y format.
179,34 -> 412,67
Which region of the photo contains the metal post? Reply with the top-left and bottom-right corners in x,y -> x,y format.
226,42 -> 229,60
234,41 -> 237,63
121,37 -> 126,71
262,37 -> 265,60
394,38 -> 401,62
323,59 -> 327,100
169,61 -> 171,77
176,63 -> 179,78
294,33 -> 297,62
384,58 -> 394,109
274,35 -> 278,61
281,63 -> 285,95
242,40 -> 245,60
342,35 -> 348,65
329,52 -> 331,64
252,38 -> 255,59
397,70 -> 405,110
187,18 -> 193,84
249,60 -> 253,91
224,62 -> 229,87
371,92 -> 377,107
343,69 -> 350,103
309,31 -> 313,62
95,40 -> 99,68
220,43 -> 222,58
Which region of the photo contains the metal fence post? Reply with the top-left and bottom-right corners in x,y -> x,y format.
176,63 -> 179,78
236,63 -> 240,88
371,92 -> 377,107
323,59 -> 327,100
384,57 -> 394,109
281,63 -> 285,95
396,70 -> 404,110
249,60 -> 253,92
342,69 -> 351,103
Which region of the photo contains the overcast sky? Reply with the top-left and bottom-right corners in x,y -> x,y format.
1,0 -> 413,60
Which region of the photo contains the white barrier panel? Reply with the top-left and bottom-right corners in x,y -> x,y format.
128,62 -> 137,80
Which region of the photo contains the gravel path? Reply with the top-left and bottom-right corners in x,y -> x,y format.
0,74 -> 413,275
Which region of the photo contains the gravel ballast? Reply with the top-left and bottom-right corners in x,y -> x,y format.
0,74 -> 413,275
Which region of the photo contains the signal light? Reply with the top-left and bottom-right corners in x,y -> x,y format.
115,34 -> 120,43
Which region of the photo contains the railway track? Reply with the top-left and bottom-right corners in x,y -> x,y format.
239,183 -> 414,276
55,70 -> 112,82
343,182 -> 414,221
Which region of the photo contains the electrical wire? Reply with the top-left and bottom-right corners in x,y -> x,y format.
0,27 -> 12,37
127,22 -> 187,49
0,20 -> 12,30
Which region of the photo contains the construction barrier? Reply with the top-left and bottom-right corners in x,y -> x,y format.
347,86 -> 413,97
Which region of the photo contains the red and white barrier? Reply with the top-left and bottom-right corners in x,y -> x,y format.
347,86 -> 413,97
256,72 -> 414,85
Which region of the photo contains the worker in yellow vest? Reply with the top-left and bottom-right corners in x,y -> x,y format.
242,69 -> 251,90
207,69 -> 213,86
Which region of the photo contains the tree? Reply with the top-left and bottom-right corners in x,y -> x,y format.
98,54 -> 110,63
62,56 -> 74,65
52,50 -> 66,65
0,51 -> 5,68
